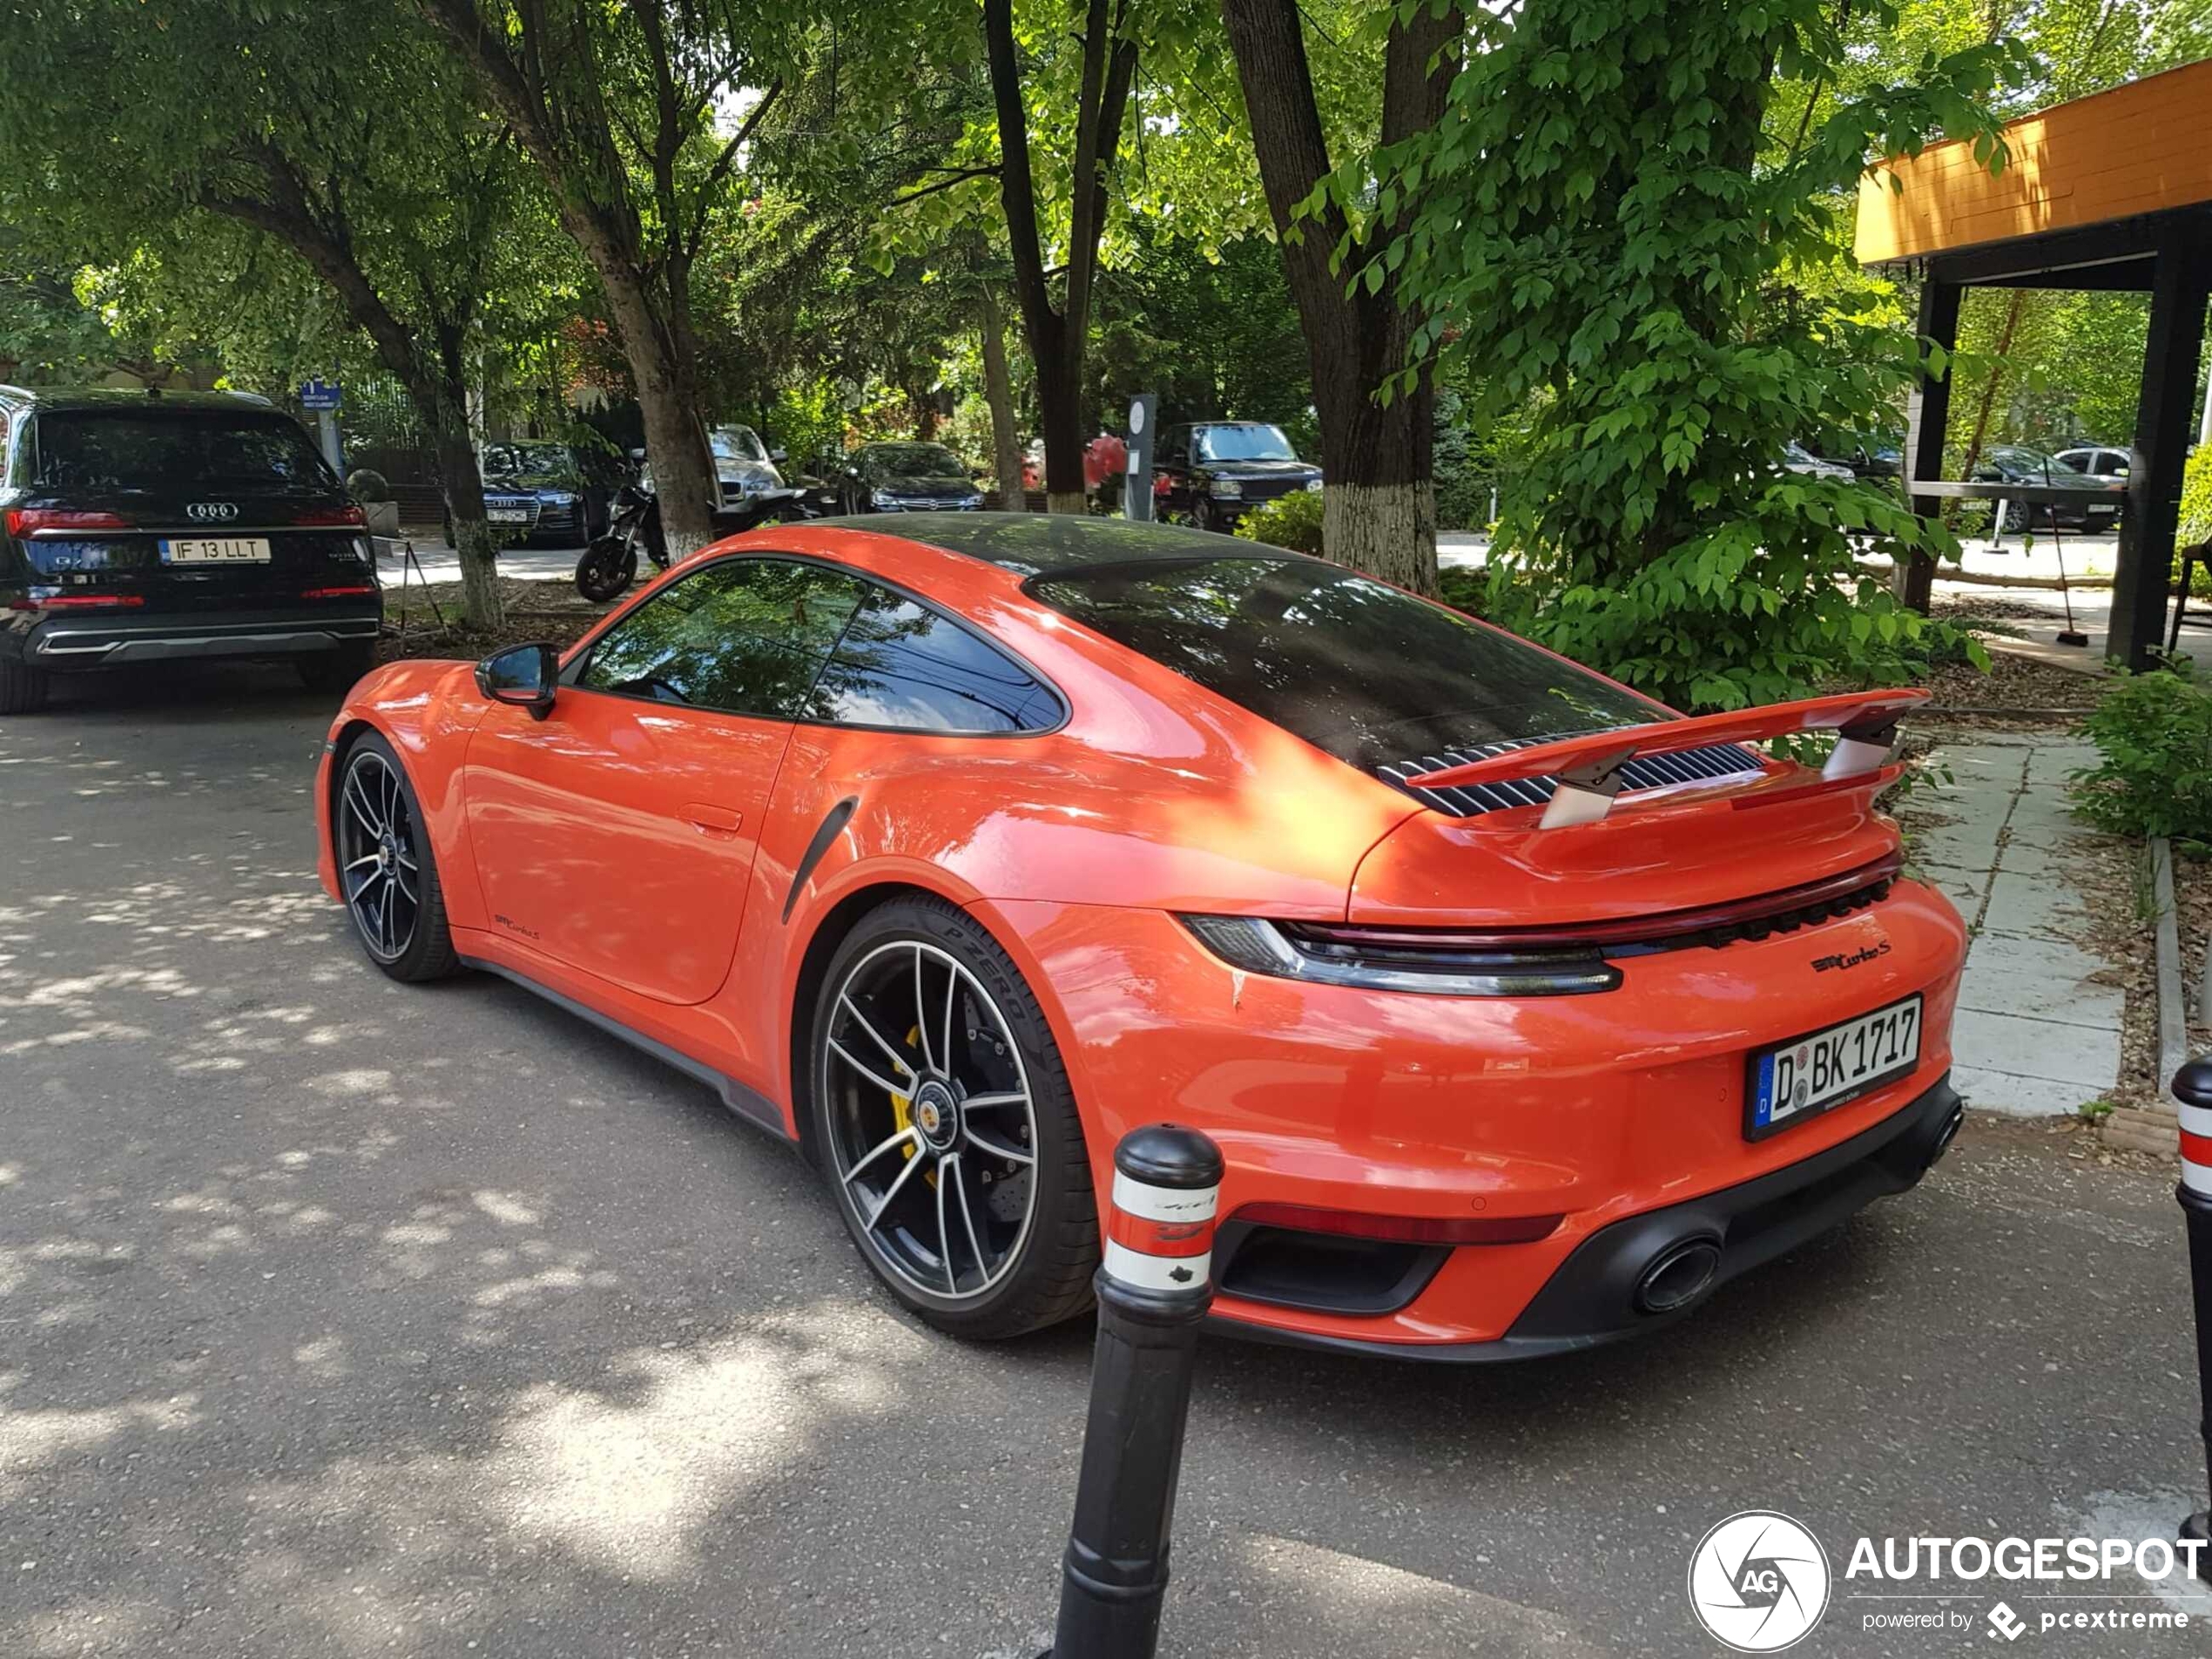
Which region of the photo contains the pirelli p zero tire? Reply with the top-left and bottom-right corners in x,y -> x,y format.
811,895 -> 1097,1340
0,657 -> 52,715
334,732 -> 461,983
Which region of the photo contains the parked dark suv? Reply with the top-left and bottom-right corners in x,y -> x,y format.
0,388 -> 381,713
1153,421 -> 1323,532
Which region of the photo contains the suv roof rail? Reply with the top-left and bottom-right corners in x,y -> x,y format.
0,383 -> 35,402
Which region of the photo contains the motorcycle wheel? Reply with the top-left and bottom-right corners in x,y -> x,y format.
575,538 -> 637,603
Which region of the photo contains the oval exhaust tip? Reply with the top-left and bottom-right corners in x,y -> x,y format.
1635,1238 -> 1723,1315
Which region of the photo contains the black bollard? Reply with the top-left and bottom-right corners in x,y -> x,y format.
1047,1123 -> 1224,1659
2170,1059 -> 2212,1581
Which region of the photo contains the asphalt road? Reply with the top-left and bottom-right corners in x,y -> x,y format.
4,664 -> 2209,1658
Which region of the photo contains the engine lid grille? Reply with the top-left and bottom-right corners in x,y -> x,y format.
1376,737 -> 1769,819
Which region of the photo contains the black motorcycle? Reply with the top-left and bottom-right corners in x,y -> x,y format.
573,481 -> 665,603
574,481 -> 827,603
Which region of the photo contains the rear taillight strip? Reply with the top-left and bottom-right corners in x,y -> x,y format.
1291,850 -> 1905,956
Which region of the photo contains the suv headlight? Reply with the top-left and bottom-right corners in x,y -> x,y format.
871,488 -> 899,509
1178,914 -> 1620,997
1305,477 -> 1324,492
1208,479 -> 1243,499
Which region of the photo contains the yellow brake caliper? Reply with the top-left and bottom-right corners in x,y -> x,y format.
888,1025 -> 935,1186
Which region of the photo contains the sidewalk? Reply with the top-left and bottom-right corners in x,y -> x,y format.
1908,736 -> 2127,1116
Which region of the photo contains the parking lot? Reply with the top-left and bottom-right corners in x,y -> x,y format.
2,666 -> 2207,1656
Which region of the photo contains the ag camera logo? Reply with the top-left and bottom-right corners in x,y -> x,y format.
1688,1511 -> 1831,1652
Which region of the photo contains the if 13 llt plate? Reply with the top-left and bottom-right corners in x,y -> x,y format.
1745,993 -> 1922,1142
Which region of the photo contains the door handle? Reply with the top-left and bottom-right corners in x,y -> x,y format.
683,802 -> 743,834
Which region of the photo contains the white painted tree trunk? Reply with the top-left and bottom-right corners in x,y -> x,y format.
1324,481 -> 1438,592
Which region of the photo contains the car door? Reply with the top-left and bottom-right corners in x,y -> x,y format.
463,555 -> 870,1005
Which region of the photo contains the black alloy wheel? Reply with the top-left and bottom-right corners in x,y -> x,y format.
335,735 -> 459,981
812,897 -> 1096,1339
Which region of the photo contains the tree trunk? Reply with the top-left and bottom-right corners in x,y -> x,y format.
1325,482 -> 1437,591
982,0 -> 1132,514
430,423 -> 502,630
601,273 -> 718,560
978,287 -> 1027,510
1220,0 -> 1456,594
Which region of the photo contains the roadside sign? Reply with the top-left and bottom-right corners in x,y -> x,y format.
300,378 -> 342,411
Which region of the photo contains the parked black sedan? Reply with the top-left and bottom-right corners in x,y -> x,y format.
1971,444 -> 2125,532
475,439 -> 628,545
1154,421 -> 1322,532
0,386 -> 381,712
829,442 -> 985,514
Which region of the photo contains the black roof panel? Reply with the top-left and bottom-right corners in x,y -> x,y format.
842,511 -> 1279,576
0,386 -> 278,415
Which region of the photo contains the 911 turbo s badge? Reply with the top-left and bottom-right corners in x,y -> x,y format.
1812,941 -> 1891,973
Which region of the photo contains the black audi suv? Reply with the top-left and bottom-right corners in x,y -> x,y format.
0,387 -> 381,713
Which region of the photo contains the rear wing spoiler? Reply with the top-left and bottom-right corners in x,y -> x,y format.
1406,689 -> 1929,830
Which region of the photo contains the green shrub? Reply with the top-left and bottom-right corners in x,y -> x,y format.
2175,448 -> 2212,598
1233,488 -> 1325,556
1437,566 -> 1487,617
2071,666 -> 2212,849
344,468 -> 391,503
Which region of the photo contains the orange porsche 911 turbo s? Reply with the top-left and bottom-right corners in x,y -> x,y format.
314,515 -> 1967,1360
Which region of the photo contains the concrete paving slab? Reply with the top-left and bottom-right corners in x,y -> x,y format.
1907,822 -> 2003,872
1980,869 -> 2090,939
1957,932 -> 2126,1028
1952,1008 -> 2123,1090
1926,867 -> 1989,918
1952,1064 -> 2111,1116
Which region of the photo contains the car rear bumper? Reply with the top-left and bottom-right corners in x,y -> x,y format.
11,608 -> 381,669
987,875 -> 1967,1352
1211,1071 -> 1963,1364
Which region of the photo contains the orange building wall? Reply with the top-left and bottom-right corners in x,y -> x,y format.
1854,57 -> 2212,265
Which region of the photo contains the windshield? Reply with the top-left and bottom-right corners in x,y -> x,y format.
1195,425 -> 1296,463
1029,556 -> 1660,769
30,409 -> 336,496
711,426 -> 769,463
865,443 -> 966,480
481,442 -> 577,483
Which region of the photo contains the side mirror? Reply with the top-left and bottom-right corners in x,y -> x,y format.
476,642 -> 560,720
769,447 -> 788,464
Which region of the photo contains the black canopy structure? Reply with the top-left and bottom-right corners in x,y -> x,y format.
1855,60 -> 2212,668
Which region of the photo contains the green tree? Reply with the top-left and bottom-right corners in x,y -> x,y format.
1218,0 -> 1460,593
0,0 -> 549,625
1373,0 -> 2023,709
419,0 -> 812,556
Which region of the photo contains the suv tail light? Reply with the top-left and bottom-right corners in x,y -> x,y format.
293,505 -> 368,528
6,508 -> 131,536
8,592 -> 146,612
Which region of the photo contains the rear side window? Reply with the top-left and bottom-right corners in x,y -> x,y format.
812,586 -> 1059,733
30,410 -> 336,496
1028,556 -> 1659,770
577,557 -> 867,718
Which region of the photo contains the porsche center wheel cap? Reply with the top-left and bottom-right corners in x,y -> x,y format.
912,1081 -> 960,1154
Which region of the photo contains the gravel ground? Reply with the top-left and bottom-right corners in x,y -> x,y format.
5,664 -> 2211,1657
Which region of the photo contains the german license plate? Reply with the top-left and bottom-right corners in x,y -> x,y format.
160,536 -> 271,563
1746,994 -> 1922,1141
487,508 -> 531,524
